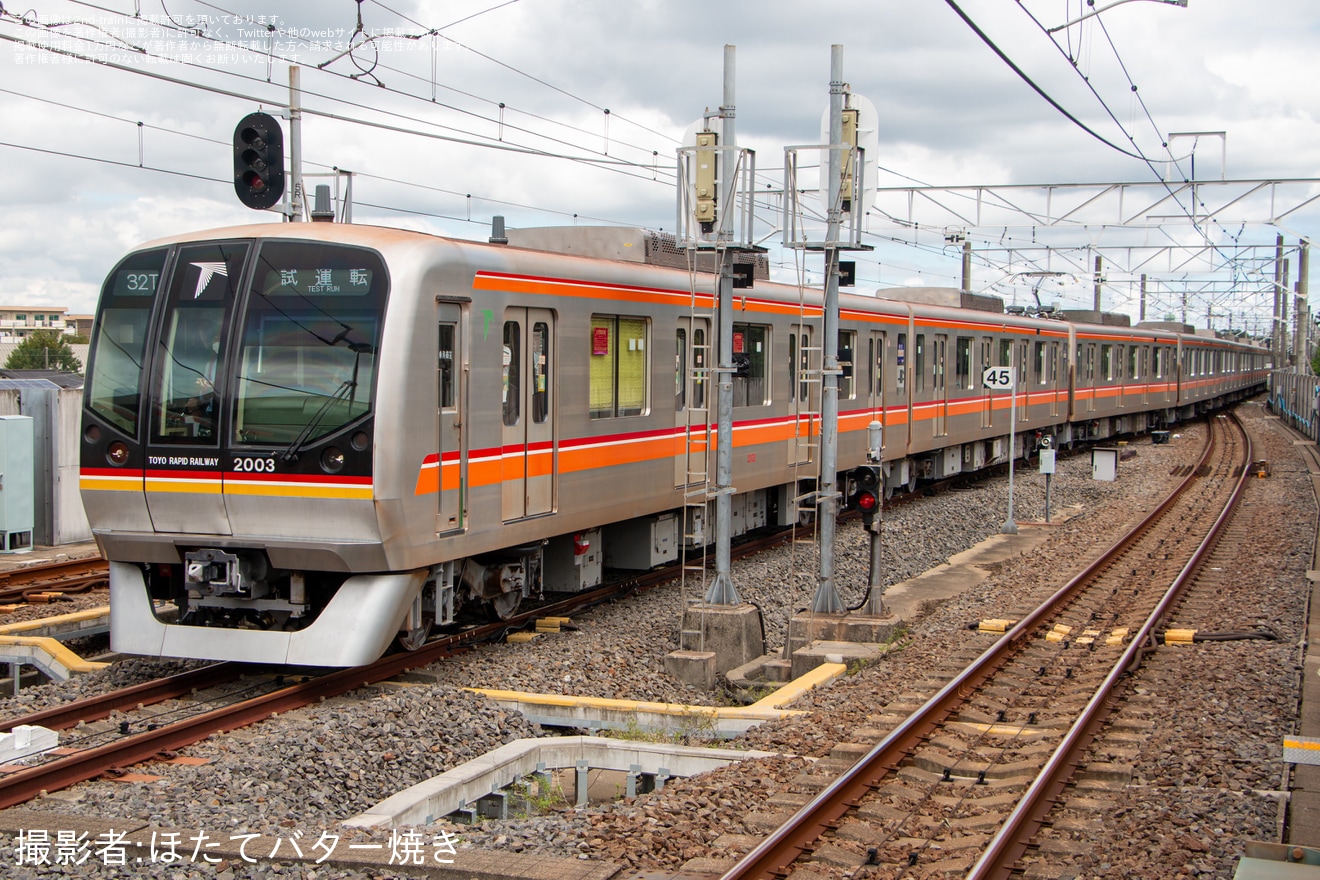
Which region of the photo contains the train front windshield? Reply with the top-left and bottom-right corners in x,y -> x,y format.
232,242 -> 383,447
85,238 -> 387,455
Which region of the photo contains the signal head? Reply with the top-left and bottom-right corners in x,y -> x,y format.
233,111 -> 285,210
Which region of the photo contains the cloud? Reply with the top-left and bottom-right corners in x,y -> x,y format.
0,0 -> 1316,327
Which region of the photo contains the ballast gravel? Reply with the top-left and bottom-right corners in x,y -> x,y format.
0,405 -> 1310,880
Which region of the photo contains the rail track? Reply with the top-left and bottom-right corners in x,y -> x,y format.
0,427 -> 1201,818
0,517 -> 820,809
0,556 -> 108,604
721,411 -> 1252,880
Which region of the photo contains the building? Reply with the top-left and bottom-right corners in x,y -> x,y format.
0,307 -> 77,340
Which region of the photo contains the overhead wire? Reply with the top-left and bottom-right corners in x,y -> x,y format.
950,0 -> 1277,322
58,0 -> 678,172
0,73 -> 658,231
366,0 -> 680,146
0,16 -> 677,188
180,0 -> 677,163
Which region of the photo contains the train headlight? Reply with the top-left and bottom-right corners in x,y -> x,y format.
320,446 -> 345,474
106,441 -> 129,466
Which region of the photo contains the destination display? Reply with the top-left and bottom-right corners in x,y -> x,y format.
109,268 -> 161,297
260,267 -> 374,296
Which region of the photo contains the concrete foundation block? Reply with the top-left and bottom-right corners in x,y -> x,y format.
791,640 -> 884,680
786,611 -> 849,659
842,614 -> 903,644
762,658 -> 793,683
664,650 -> 717,690
678,603 -> 765,675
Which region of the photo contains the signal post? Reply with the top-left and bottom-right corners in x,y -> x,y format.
663,46 -> 765,689
783,47 -> 899,672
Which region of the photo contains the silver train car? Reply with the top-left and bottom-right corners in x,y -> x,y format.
79,223 -> 1271,666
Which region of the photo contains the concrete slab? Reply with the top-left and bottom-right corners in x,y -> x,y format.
466,662 -> 846,738
1291,549 -> 1320,847
791,640 -> 885,680
879,520 -> 1068,623
1289,437 -> 1320,848
343,735 -> 787,829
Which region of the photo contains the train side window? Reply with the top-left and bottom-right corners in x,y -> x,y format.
998,339 -> 1012,367
693,327 -> 706,410
438,323 -> 457,411
502,321 -> 520,426
86,247 -> 168,436
732,322 -> 769,407
531,321 -> 550,423
789,331 -> 812,403
1100,344 -> 1113,381
676,328 -> 687,412
914,334 -> 926,394
788,333 -> 797,401
955,336 -> 972,389
1033,341 -> 1045,385
868,336 -> 882,398
676,325 -> 708,412
839,330 -> 855,400
590,314 -> 649,418
1086,344 -> 1096,381
1130,345 -> 1141,381
896,333 -> 907,396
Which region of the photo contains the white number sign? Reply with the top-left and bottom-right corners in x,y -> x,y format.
982,366 -> 1016,390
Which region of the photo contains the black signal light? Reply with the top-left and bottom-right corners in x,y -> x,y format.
847,465 -> 882,528
233,111 -> 285,210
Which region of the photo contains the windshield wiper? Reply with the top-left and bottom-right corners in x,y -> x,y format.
279,379 -> 356,462
277,345 -> 369,462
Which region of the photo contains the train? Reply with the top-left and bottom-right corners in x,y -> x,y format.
78,221 -> 1271,667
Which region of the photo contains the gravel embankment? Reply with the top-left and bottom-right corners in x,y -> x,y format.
3,405 -> 1310,879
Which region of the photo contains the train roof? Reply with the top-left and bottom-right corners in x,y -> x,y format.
129,221 -> 1265,352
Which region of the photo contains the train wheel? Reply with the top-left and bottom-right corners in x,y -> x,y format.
396,620 -> 432,652
488,591 -> 522,620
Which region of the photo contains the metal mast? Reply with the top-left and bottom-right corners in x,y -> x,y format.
810,45 -> 848,614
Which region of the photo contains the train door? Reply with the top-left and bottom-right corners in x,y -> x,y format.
933,333 -> 948,436
675,318 -> 710,487
981,337 -> 994,428
788,324 -> 818,467
1116,345 -> 1127,408
1016,340 -> 1029,425
1139,346 -> 1150,406
436,304 -> 467,533
1084,343 -> 1097,413
867,330 -> 887,435
501,308 -> 555,521
1050,341 -> 1063,418
142,241 -> 248,535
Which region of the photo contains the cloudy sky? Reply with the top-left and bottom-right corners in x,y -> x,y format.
2,0 -> 1318,332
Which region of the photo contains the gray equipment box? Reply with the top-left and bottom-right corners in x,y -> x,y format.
0,416 -> 33,552
604,513 -> 679,570
544,527 -> 603,592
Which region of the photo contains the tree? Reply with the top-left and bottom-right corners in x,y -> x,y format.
4,330 -> 82,372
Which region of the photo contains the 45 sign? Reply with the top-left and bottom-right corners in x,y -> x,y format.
982,366 -> 1016,391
